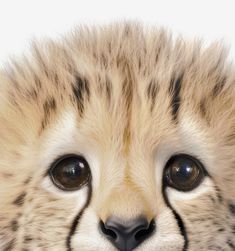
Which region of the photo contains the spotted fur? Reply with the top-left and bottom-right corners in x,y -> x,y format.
0,23 -> 235,251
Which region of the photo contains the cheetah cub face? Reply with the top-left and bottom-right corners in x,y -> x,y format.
0,23 -> 235,251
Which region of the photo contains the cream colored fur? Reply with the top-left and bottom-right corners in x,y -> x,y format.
0,23 -> 235,251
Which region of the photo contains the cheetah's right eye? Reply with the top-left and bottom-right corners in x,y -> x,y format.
163,154 -> 206,192
49,155 -> 91,191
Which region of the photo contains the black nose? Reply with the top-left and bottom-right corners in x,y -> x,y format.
99,217 -> 155,251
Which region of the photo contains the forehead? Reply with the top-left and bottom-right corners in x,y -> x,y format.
0,24 -> 233,153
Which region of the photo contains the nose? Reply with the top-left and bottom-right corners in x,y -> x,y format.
99,216 -> 156,251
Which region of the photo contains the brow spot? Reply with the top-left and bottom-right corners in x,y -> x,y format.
13,192 -> 26,206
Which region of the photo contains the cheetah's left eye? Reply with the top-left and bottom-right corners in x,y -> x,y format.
164,154 -> 206,191
49,155 -> 91,191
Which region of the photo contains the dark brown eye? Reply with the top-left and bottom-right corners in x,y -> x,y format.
164,154 -> 206,191
49,155 -> 91,191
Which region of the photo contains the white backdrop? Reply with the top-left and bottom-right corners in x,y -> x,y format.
0,0 -> 235,64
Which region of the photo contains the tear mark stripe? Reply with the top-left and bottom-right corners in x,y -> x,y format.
66,183 -> 92,251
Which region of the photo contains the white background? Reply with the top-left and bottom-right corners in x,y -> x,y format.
0,0 -> 235,64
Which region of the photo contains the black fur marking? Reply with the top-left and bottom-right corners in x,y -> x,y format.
24,236 -> 33,243
121,64 -> 133,113
13,192 -> 26,206
138,58 -> 142,70
11,220 -> 18,232
214,185 -> 224,203
232,225 -> 235,234
24,177 -> 31,185
200,99 -> 206,118
212,77 -> 226,97
43,97 -> 57,115
72,75 -> 90,115
227,239 -> 235,249
147,80 -> 159,111
155,46 -> 161,64
122,77 -> 133,107
105,76 -> 112,101
41,97 -> 57,131
229,204 -> 235,215
199,98 -> 211,125
162,182 -> 188,250
66,183 -> 92,251
169,74 -> 183,122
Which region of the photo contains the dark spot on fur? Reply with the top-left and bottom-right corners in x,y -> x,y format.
108,42 -> 112,54
138,58 -> 142,70
24,236 -> 33,243
13,192 -> 26,206
199,98 -> 211,124
227,239 -> 235,249
43,97 -> 57,115
200,99 -> 207,118
72,75 -> 90,115
24,177 -> 31,185
229,204 -> 235,215
214,185 -> 223,203
121,63 -> 133,113
212,77 -> 226,97
105,76 -> 112,101
40,97 -> 57,131
11,220 -> 18,232
154,41 -> 163,64
169,73 -> 183,122
232,225 -> 235,234
209,195 -> 216,203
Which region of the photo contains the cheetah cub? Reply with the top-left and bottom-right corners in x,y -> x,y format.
0,23 -> 235,251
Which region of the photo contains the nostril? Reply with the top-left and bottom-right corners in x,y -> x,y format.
134,220 -> 156,242
99,220 -> 117,240
99,217 -> 156,251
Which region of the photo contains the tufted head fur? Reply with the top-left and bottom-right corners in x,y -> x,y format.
0,23 -> 235,251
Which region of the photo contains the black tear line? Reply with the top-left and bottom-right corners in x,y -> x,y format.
66,183 -> 92,251
162,185 -> 188,251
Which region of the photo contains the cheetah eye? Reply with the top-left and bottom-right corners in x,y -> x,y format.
164,154 -> 206,191
49,155 -> 91,191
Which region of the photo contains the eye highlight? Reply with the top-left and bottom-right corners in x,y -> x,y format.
49,155 -> 91,191
164,154 -> 206,192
